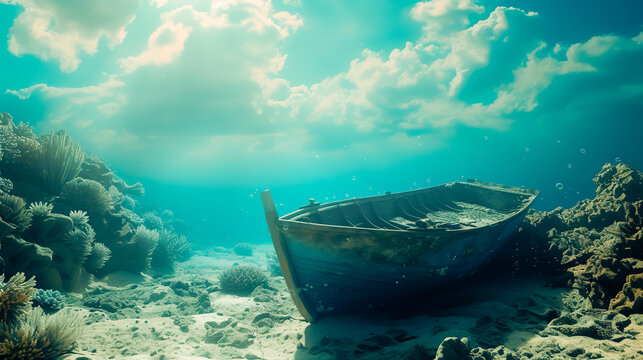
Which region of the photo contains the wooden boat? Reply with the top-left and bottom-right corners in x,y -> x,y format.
260,180 -> 538,322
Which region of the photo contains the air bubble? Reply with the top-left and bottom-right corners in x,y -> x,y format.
567,163 -> 572,169
524,147 -> 530,152
282,224 -> 289,231
615,157 -> 622,163
555,183 -> 564,190
426,178 -> 431,183
580,148 -> 586,154
483,135 -> 488,141
351,176 -> 356,181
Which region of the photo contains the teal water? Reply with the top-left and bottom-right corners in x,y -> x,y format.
0,0 -> 641,248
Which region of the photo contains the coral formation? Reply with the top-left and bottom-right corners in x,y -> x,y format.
520,163 -> 643,314
84,243 -> 111,273
233,242 -> 254,256
28,202 -> 54,221
0,307 -> 81,360
58,178 -> 113,218
39,129 -> 85,195
219,265 -> 269,295
151,230 -> 190,270
0,273 -> 36,328
0,194 -> 32,235
31,289 -> 65,314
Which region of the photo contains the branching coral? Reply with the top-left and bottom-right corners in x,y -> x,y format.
31,289 -> 65,314
219,265 -> 269,295
39,130 -> 85,195
0,194 -> 33,234
0,273 -> 36,328
59,178 -> 112,216
84,243 -> 111,273
0,307 -> 81,360
28,202 -> 54,221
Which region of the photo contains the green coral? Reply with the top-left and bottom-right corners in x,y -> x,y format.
0,273 -> 36,329
28,202 -> 54,220
59,178 -> 112,216
0,194 -> 33,234
151,230 -> 190,270
39,130 -> 85,195
219,265 -> 269,295
64,228 -> 93,263
85,242 -> 111,273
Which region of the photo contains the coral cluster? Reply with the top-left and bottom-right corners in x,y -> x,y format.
0,273 -> 80,359
520,163 -> 643,315
219,265 -> 269,295
0,112 -> 192,292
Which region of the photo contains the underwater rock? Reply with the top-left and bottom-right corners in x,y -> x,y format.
0,235 -> 53,277
610,272 -> 643,315
82,292 -> 139,314
469,346 -> 521,360
518,163 -> 643,312
540,308 -> 631,341
435,337 -> 471,360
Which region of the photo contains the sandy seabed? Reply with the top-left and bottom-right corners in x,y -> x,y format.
60,245 -> 643,360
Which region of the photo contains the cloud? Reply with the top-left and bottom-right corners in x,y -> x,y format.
2,0 -> 140,72
4,0 -> 642,184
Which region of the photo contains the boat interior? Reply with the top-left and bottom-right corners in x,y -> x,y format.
284,181 -> 537,231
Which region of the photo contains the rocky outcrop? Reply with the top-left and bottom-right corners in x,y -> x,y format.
519,163 -> 643,314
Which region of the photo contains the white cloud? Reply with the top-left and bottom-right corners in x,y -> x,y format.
119,21 -> 191,73
2,0 -> 140,72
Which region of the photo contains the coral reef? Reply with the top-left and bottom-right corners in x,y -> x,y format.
58,177 -> 113,218
511,163 -> 643,319
219,265 -> 269,295
84,243 -> 111,273
28,202 -> 53,221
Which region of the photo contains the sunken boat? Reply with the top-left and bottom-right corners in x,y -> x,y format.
260,179 -> 538,321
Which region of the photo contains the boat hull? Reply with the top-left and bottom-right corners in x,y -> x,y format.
278,211 -> 526,318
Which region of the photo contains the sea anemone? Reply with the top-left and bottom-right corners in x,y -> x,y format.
31,289 -> 65,314
28,202 -> 54,220
130,225 -> 159,272
39,129 -> 85,195
0,194 -> 32,234
84,243 -> 111,273
65,229 -> 93,263
218,265 -> 269,295
0,273 -> 36,328
59,178 -> 113,216
68,210 -> 88,228
0,307 -> 81,360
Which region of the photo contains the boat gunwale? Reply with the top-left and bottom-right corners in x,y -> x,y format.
278,180 -> 538,234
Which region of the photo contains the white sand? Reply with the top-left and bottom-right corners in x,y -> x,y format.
67,248 -> 643,360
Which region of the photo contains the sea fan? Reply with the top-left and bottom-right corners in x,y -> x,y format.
0,307 -> 81,359
0,273 -> 36,328
28,202 -> 54,220
218,265 -> 269,295
0,194 -> 32,233
39,129 -> 85,195
85,243 -> 111,273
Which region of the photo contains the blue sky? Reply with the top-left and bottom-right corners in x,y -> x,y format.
0,0 -> 641,245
